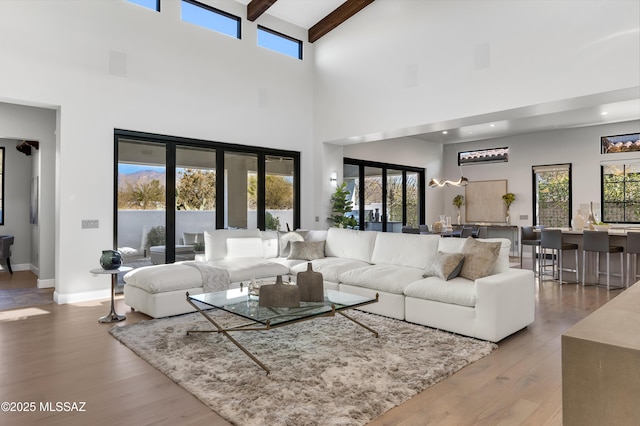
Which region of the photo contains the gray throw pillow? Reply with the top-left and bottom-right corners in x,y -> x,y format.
423,252 -> 465,281
278,232 -> 305,257
459,237 -> 501,280
288,241 -> 326,260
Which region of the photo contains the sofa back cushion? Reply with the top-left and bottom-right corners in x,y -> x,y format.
204,229 -> 263,261
325,228 -> 377,263
371,233 -> 440,269
437,237 -> 510,275
261,230 -> 279,259
226,237 -> 264,258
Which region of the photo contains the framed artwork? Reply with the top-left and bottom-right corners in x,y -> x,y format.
601,133 -> 640,154
465,179 -> 508,223
30,176 -> 38,225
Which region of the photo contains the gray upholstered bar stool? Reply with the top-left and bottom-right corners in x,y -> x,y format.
540,229 -> 579,283
626,231 -> 640,287
582,230 -> 624,290
520,226 -> 541,274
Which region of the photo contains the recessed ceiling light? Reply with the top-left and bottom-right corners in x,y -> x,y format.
489,123 -> 495,127
601,111 -> 608,116
442,131 -> 448,134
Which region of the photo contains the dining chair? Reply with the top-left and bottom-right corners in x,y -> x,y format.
0,236 -> 14,274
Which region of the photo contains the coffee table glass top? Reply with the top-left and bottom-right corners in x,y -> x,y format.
188,288 -> 375,327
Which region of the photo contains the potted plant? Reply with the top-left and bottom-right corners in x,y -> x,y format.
453,195 -> 464,225
502,193 -> 516,224
331,182 -> 358,228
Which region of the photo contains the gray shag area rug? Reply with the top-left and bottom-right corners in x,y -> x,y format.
110,310 -> 495,426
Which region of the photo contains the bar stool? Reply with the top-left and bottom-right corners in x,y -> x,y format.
626,231 -> 640,287
520,226 -> 541,274
540,229 -> 579,283
582,230 -> 624,290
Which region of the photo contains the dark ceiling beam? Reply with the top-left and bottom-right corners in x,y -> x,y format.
247,0 -> 278,22
308,0 -> 375,43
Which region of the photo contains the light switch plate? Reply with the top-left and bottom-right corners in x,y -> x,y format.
82,220 -> 99,229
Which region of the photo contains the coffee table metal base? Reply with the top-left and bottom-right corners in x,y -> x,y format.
185,292 -> 379,375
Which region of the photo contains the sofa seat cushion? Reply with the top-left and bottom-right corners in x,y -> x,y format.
403,277 -> 476,307
339,265 -> 425,295
289,257 -> 370,283
124,263 -> 204,294
208,258 -> 290,282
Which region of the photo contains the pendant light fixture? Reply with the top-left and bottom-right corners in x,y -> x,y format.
429,167 -> 469,188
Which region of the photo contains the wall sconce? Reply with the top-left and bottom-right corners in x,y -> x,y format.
330,172 -> 338,187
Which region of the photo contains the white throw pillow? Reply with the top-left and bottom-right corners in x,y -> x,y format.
226,237 -> 264,258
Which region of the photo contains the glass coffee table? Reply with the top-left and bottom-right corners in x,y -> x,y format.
186,287 -> 379,374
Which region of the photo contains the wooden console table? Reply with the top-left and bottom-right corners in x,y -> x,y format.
562,282 -> 640,425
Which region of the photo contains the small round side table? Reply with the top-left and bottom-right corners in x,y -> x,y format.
90,266 -> 133,323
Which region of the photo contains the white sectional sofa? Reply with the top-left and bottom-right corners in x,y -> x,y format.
124,227 -> 535,342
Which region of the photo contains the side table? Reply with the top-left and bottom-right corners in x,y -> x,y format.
90,266 -> 133,323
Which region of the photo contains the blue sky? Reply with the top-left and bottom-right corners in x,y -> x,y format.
128,0 -> 301,60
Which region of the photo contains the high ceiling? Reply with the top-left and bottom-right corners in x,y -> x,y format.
240,0 -> 347,29
236,0 -> 639,145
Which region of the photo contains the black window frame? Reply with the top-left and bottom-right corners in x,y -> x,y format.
257,25 -> 303,60
0,146 -> 4,226
113,130 -> 300,262
531,163 -> 572,227
343,158 -> 425,232
127,0 -> 160,12
601,162 -> 640,224
181,0 -> 242,39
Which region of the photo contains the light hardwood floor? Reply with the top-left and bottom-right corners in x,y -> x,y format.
0,267 -> 623,425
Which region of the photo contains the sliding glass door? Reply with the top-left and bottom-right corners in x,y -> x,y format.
117,140 -> 166,268
344,158 -> 425,232
115,130 -> 300,266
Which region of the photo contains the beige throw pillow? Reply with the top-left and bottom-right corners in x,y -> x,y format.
423,252 -> 465,281
288,241 -> 326,261
459,237 -> 501,280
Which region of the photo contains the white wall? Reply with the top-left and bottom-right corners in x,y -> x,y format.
313,0 -> 640,143
0,0 -> 315,302
342,136 -> 444,225
440,120 -> 640,224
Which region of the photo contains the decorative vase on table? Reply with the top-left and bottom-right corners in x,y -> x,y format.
100,249 -> 122,270
457,209 -> 461,225
571,210 -> 585,231
587,202 -> 596,230
505,209 -> 510,225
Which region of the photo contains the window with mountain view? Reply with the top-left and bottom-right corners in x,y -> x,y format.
115,131 -> 299,267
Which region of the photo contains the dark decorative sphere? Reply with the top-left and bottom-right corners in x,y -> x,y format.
100,250 -> 122,270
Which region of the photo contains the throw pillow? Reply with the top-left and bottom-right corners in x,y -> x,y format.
423,252 -> 465,281
459,237 -> 501,280
288,241 -> 326,261
278,232 -> 305,257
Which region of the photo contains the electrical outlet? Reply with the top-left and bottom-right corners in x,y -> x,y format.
82,220 -> 99,229
315,216 -> 319,222
519,215 -> 528,220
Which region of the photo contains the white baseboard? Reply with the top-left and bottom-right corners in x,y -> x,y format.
37,278 -> 55,289
1,263 -> 31,273
54,289 -> 111,305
